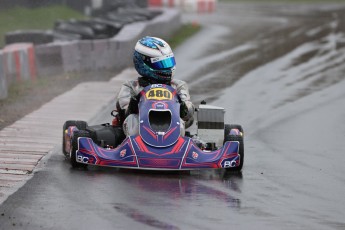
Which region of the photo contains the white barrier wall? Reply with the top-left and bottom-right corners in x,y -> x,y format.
109,21 -> 148,70
0,8 -> 181,100
78,40 -> 93,71
61,41 -> 81,72
0,51 -> 7,99
93,39 -> 111,70
35,43 -> 64,76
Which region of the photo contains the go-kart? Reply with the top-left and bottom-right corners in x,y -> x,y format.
62,84 -> 244,171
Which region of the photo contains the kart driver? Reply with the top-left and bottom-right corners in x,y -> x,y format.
115,36 -> 194,136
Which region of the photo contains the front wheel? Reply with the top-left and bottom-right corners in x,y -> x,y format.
224,124 -> 244,172
70,130 -> 90,168
62,120 -> 88,156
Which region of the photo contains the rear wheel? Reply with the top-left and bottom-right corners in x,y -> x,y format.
224,124 -> 243,135
224,124 -> 244,172
70,130 -> 90,168
62,120 -> 88,156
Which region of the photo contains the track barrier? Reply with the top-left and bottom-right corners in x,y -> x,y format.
92,39 -> 111,70
0,51 -> 7,99
61,41 -> 81,73
35,43 -> 64,76
148,0 -> 217,13
2,43 -> 37,86
78,40 -> 93,71
0,8 -> 180,100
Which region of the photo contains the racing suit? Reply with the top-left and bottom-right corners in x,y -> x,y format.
116,78 -> 194,136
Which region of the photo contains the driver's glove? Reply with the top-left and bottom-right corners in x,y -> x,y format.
126,94 -> 140,116
180,101 -> 189,119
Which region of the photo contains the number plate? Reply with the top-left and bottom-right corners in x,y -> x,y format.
146,88 -> 173,100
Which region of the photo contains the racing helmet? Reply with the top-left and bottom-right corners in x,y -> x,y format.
133,36 -> 176,85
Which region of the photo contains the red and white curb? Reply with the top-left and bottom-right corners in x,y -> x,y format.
0,68 -> 137,204
149,0 -> 217,13
3,43 -> 37,83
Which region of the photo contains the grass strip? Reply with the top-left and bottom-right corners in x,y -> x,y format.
168,22 -> 201,49
0,5 -> 85,48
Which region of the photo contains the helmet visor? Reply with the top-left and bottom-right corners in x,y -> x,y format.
150,53 -> 176,70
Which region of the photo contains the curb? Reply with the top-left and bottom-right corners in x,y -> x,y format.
148,0 -> 217,13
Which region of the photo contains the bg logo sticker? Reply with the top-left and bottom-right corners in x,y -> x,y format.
192,152 -> 198,159
120,149 -> 127,157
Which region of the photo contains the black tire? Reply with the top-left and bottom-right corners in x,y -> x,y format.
62,120 -> 88,156
224,124 -> 244,172
5,30 -> 54,45
70,130 -> 90,168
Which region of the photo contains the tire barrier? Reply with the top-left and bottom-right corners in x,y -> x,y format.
148,0 -> 217,13
0,8 -> 180,100
0,0 -> 147,14
53,8 -> 160,43
5,30 -> 54,46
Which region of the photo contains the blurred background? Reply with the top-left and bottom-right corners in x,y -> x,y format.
1,0 -> 345,229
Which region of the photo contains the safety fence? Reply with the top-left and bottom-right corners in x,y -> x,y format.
0,8 -> 180,99
148,0 -> 217,13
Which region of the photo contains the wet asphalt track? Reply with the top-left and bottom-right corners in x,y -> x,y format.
1,3 -> 345,230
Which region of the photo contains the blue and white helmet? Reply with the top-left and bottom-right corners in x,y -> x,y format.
133,36 -> 176,84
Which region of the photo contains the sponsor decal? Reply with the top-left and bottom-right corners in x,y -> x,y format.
153,102 -> 168,110
192,151 -> 199,159
150,84 -> 164,88
222,159 -> 237,168
120,149 -> 127,157
77,155 -> 89,163
151,53 -> 174,63
155,103 -> 165,109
